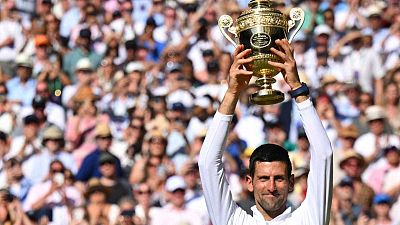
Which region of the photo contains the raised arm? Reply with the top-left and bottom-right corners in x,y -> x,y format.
198,45 -> 254,225
269,39 -> 333,225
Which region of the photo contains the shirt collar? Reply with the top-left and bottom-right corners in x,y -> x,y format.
251,205 -> 293,223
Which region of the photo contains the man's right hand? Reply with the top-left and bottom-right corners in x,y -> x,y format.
219,45 -> 254,115
226,45 -> 254,97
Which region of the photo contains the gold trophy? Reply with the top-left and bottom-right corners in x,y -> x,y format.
218,0 -> 304,105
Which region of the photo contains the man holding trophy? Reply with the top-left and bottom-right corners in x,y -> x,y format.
198,0 -> 333,224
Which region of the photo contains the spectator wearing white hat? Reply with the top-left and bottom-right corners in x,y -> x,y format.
354,105 -> 400,165
22,125 -> 76,184
150,175 -> 203,225
61,57 -> 95,108
6,54 -> 36,107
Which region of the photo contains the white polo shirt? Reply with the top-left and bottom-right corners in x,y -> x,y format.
199,98 -> 333,225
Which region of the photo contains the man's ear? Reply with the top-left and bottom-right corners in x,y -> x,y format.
288,174 -> 295,193
246,175 -> 254,192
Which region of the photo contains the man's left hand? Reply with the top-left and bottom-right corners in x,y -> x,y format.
268,39 -> 302,90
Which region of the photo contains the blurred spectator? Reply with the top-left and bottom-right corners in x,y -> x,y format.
37,54 -> 72,106
62,28 -> 102,80
75,123 -> 124,182
150,175 -> 202,225
6,54 -> 36,107
333,125 -> 359,185
26,81 -> 67,130
0,158 -> 32,203
338,151 -> 374,212
0,131 -> 9,174
0,188 -> 33,225
366,194 -> 394,225
381,146 -> 400,197
235,169 -> 255,214
330,178 -> 363,225
137,17 -> 166,62
62,57 -> 96,108
289,167 -> 309,209
289,131 -> 310,169
0,4 -> 24,77
379,82 -> 400,135
6,114 -> 41,161
132,182 -> 154,225
0,86 -> 14,134
83,178 -> 120,225
98,152 -> 132,204
59,0 -> 87,41
354,105 -> 400,164
365,146 -> 400,195
130,130 -> 175,193
23,160 -> 82,225
22,125 -> 76,184
116,197 -> 143,225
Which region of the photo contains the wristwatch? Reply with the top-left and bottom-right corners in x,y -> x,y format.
288,82 -> 309,98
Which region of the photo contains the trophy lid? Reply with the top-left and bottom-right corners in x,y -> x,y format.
248,0 -> 273,8
246,0 -> 283,14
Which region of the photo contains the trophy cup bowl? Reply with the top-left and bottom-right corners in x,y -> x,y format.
218,0 -> 305,105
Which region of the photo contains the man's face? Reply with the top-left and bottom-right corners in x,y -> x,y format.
247,161 -> 293,216
169,189 -> 185,208
368,119 -> 384,135
342,158 -> 362,178
17,66 -> 32,81
96,136 -> 112,151
99,161 -> 116,178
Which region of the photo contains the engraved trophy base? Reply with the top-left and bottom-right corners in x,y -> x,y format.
250,88 -> 284,105
248,71 -> 284,105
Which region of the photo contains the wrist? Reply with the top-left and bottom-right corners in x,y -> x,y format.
289,82 -> 310,102
289,82 -> 302,91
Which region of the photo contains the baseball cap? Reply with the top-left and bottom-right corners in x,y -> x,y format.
79,28 -> 92,39
366,5 -> 382,18
383,146 -> 399,156
15,54 -> 33,68
365,105 -> 386,122
170,102 -> 186,112
125,39 -> 138,50
338,176 -> 354,187
35,34 -> 49,47
165,63 -> 182,74
32,95 -> 46,109
23,114 -> 40,125
194,96 -> 211,108
373,194 -> 391,204
75,58 -> 93,71
314,24 -> 332,36
125,61 -> 145,73
43,125 -> 63,140
165,175 -> 186,192
99,152 -> 117,164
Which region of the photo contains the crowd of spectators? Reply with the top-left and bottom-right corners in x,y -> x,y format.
0,0 -> 399,224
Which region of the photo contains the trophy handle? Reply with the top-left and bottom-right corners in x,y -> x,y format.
218,15 -> 238,47
287,8 -> 305,44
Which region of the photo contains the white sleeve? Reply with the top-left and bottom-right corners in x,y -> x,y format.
198,111 -> 247,225
292,99 -> 333,225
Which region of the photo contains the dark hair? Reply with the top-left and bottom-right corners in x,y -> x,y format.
249,144 -> 292,178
